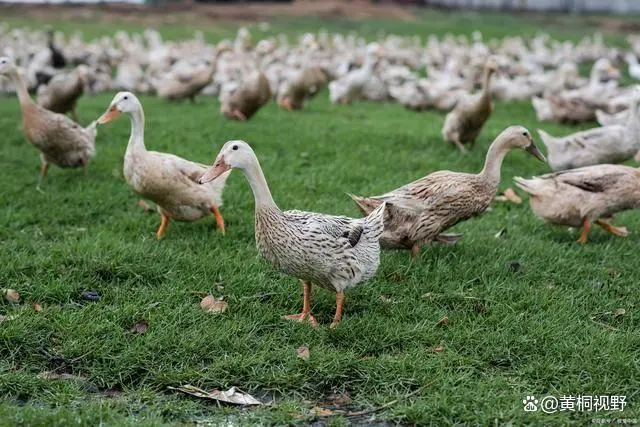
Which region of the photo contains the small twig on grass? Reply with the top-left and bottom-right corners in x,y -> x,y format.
315,382 -> 433,419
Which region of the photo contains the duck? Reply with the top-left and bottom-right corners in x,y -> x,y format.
514,164 -> 640,244
220,71 -> 272,121
277,66 -> 328,111
37,65 -> 90,122
0,57 -> 97,186
538,86 -> 640,171
197,140 -> 387,328
350,126 -> 545,259
441,58 -> 498,152
96,92 -> 229,238
329,43 -> 382,105
153,46 -> 231,102
625,53 -> 640,81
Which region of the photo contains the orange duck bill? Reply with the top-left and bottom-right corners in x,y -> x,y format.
98,106 -> 121,124
198,156 -> 230,184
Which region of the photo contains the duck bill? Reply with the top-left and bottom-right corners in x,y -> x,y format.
98,106 -> 121,124
198,156 -> 230,184
525,143 -> 546,163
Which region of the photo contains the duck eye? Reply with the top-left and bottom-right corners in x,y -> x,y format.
522,131 -> 529,137
232,145 -> 239,151
123,96 -> 128,100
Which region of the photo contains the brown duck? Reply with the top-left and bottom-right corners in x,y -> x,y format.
351,126 -> 545,259
442,58 -> 498,152
0,57 -> 97,187
221,71 -> 272,121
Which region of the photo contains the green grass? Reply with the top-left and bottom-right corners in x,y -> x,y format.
1,12 -> 640,426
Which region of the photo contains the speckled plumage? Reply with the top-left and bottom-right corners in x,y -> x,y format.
255,204 -> 385,293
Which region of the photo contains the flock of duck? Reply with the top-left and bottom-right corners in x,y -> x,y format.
1,25 -> 640,327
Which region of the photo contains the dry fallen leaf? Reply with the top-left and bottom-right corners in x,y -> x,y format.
436,315 -> 449,327
433,345 -> 444,353
200,295 -> 228,314
613,308 -> 626,319
168,385 -> 264,406
33,303 -> 42,312
311,406 -> 334,417
129,320 -> 149,334
494,228 -> 507,239
503,188 -> 523,204
296,345 -> 310,361
5,289 -> 20,303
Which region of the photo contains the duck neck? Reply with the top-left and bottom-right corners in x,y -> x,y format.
481,68 -> 493,101
243,158 -> 278,211
479,138 -> 509,189
9,69 -> 33,108
126,105 -> 146,156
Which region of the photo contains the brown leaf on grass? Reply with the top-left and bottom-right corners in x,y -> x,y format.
200,295 -> 228,314
503,188 -> 522,204
129,320 -> 149,334
433,345 -> 444,353
435,315 -> 449,327
311,406 -> 334,417
296,345 -> 310,361
5,289 -> 20,303
168,385 -> 264,405
33,303 -> 42,312
475,301 -> 486,314
613,308 -> 626,319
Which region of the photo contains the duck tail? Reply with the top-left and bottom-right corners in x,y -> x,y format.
363,201 -> 387,241
514,176 -> 542,197
348,193 -> 382,216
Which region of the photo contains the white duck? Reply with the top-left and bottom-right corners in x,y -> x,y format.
329,43 -> 382,104
539,86 -> 640,171
96,92 -> 229,239
626,53 -> 640,81
197,141 -> 387,328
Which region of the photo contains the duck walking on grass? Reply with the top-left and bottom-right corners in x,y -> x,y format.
0,57 -> 97,188
515,165 -> 640,244
351,126 -> 545,259
97,92 -> 229,239
198,141 -> 387,328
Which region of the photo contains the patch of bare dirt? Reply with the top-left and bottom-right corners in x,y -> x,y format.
0,0 -> 418,27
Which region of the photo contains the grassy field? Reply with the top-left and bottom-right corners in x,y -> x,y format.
1,10 -> 640,426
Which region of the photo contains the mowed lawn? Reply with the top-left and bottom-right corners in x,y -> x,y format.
1,12 -> 639,426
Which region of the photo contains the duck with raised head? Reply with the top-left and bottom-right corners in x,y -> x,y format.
515,164 -> 640,244
351,126 -> 545,259
198,141 -> 387,328
442,57 -> 498,152
277,66 -> 328,111
96,92 -> 229,239
329,43 -> 382,105
0,57 -> 97,187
